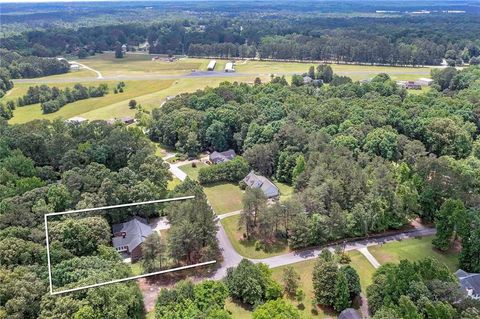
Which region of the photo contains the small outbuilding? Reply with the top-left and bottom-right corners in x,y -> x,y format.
209,149 -> 236,164
112,217 -> 153,262
225,62 -> 235,72
243,171 -> 279,198
207,60 -> 217,71
417,78 -> 434,86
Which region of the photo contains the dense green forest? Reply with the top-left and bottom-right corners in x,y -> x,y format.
149,65 -> 480,273
0,120 -> 219,318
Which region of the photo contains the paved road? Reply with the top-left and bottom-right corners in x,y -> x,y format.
211,226 -> 436,279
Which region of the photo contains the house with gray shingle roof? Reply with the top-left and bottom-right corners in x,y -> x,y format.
112,217 -> 153,261
338,308 -> 361,319
456,269 -> 480,300
243,171 -> 279,198
209,149 -> 236,164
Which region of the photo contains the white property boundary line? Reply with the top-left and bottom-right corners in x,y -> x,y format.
44,196 -> 217,295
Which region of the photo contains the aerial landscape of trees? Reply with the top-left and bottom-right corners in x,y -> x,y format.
1,1 -> 480,318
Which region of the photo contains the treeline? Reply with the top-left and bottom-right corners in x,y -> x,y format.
17,83 -> 108,114
2,15 -> 480,66
198,157 -> 249,185
0,49 -> 69,79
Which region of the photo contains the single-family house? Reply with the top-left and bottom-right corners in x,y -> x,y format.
243,171 -> 279,198
455,269 -> 480,300
303,76 -> 313,85
338,308 -> 361,319
209,149 -> 236,164
417,78 -> 434,86
112,217 -> 153,262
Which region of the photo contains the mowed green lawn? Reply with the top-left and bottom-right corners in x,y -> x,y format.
80,53 -> 209,77
369,235 -> 459,271
225,250 -> 374,319
234,59 -> 432,81
178,162 -> 244,214
6,80 -> 174,123
221,214 -> 290,258
178,162 -> 207,181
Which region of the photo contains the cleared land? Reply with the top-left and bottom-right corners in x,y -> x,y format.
225,250 -> 374,319
78,53 -> 209,77
3,53 -> 433,123
369,235 -> 459,271
178,163 -> 244,214
7,80 -> 174,124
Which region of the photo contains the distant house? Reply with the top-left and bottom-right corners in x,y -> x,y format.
398,81 -> 421,90
243,171 -> 279,198
65,116 -> 87,123
209,149 -> 236,164
417,78 -> 434,86
112,217 -> 153,262
139,41 -> 150,52
303,76 -> 313,85
121,44 -> 127,53
455,269 -> 480,300
207,60 -> 217,71
69,63 -> 80,71
338,308 -> 361,319
225,62 -> 235,72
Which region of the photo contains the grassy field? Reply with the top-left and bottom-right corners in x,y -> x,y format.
369,235 -> 459,271
233,59 -> 432,81
204,183 -> 243,214
3,53 -> 432,124
225,250 -> 373,319
178,162 -> 244,214
178,162 -> 207,181
79,53 -> 209,77
6,80 -> 174,123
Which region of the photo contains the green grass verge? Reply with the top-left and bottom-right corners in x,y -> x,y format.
178,162 -> 207,181
204,183 -> 244,215
368,235 -> 459,271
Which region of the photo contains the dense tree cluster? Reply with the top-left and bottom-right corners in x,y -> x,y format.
367,258 -> 480,318
3,13 -> 480,66
0,49 -> 69,79
150,66 -> 480,272
312,250 -> 361,312
16,83 -> 109,114
155,280 -> 231,319
225,259 -> 282,306
0,119 -> 168,318
198,156 -> 250,185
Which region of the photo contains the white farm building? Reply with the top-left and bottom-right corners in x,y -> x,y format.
225,62 -> 235,72
207,60 -> 217,71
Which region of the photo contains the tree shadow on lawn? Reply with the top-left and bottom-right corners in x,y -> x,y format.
239,237 -> 288,255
